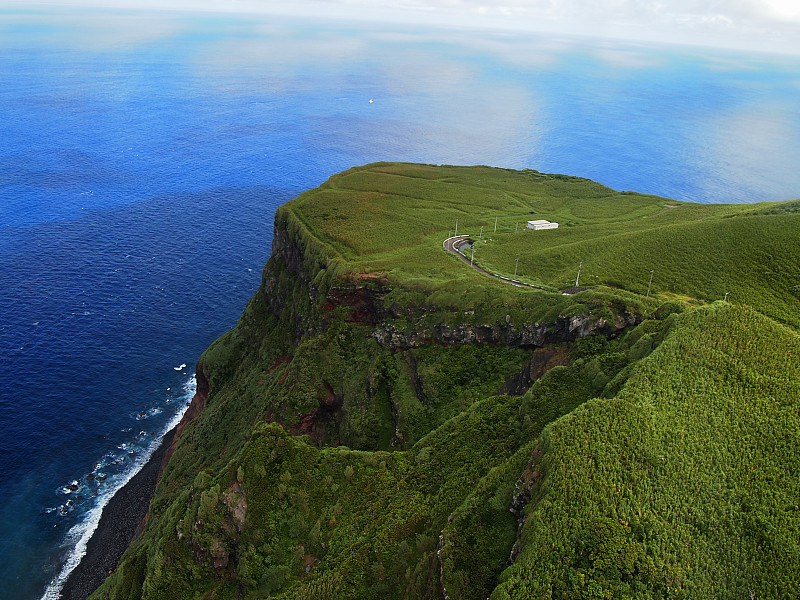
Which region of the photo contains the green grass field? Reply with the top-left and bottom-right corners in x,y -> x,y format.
92,163 -> 800,600
287,162 -> 800,327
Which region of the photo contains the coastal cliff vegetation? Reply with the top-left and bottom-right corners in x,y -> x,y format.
90,163 -> 799,599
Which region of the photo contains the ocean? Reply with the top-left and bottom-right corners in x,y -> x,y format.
0,8 -> 798,599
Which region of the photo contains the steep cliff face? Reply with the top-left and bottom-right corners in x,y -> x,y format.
159,362 -> 209,477
164,214 -> 643,458
92,207 -> 652,600
260,207 -> 641,351
373,311 -> 637,348
261,219 -> 635,346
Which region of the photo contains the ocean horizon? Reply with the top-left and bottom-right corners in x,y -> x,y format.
1,8 -> 799,599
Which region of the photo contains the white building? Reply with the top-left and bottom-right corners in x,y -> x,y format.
527,219 -> 558,230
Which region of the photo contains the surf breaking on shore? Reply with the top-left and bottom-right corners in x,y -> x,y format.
41,374 -> 196,600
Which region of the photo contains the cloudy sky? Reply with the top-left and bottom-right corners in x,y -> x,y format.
9,0 -> 800,53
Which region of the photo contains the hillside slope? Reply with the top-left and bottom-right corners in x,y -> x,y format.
90,163 -> 799,600
491,304 -> 800,599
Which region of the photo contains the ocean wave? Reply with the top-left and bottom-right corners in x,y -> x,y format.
40,373 -> 196,600
135,407 -> 162,420
60,481 -> 80,495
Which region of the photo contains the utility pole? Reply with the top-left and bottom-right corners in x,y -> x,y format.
514,257 -> 519,280
471,248 -> 475,266
646,270 -> 654,297
724,291 -> 729,302
575,261 -> 582,287
479,226 -> 483,240
515,222 -> 518,232
454,219 -> 458,236
494,216 -> 498,233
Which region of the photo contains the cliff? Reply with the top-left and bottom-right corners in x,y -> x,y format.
150,199 -> 643,483
88,164 -> 800,600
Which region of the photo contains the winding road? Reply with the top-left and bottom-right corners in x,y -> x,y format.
442,235 -> 549,290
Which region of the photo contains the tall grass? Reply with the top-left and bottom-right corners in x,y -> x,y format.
492,304 -> 800,599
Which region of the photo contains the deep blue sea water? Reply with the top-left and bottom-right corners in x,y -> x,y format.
1,8 -> 799,599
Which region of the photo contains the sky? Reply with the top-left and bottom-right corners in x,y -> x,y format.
5,0 -> 800,53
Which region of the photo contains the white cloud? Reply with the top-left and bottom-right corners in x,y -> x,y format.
761,0 -> 800,21
5,0 -> 800,53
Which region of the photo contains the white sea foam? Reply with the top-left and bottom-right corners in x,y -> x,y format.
60,481 -> 80,494
135,407 -> 162,421
40,373 -> 196,600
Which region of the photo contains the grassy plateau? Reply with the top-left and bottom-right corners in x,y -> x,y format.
91,163 -> 799,600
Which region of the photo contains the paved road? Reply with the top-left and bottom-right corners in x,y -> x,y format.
442,235 -> 544,289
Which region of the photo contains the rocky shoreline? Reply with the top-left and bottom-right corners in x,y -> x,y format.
59,427 -> 176,600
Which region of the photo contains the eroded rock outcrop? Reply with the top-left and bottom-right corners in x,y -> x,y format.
373,312 -> 638,349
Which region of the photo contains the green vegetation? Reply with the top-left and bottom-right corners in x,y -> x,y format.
285,162 -> 800,326
91,163 -> 800,599
285,162 -> 672,323
493,304 -> 800,600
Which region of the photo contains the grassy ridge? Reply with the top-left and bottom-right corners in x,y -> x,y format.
476,210 -> 800,327
289,163 -> 674,273
90,163 -> 800,600
288,162 -> 799,327
493,304 -> 800,599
